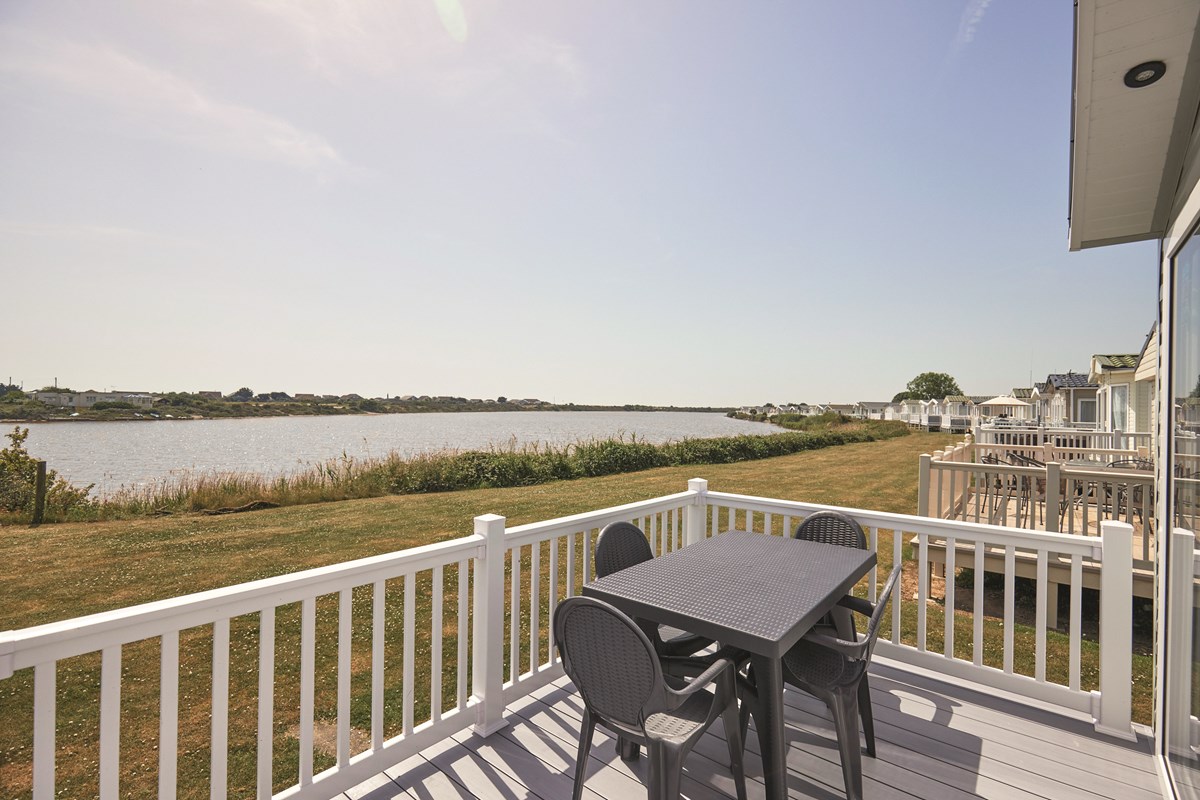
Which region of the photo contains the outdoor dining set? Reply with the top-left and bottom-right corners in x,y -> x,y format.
553,511 -> 902,800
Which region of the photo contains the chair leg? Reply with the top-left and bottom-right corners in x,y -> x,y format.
646,741 -> 683,800
828,689 -> 865,800
737,666 -> 756,746
573,709 -> 596,800
857,676 -> 876,758
617,736 -> 640,761
720,673 -> 749,800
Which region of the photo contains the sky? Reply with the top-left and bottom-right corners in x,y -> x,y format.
0,1 -> 1158,406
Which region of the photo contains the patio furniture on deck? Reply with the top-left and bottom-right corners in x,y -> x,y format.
792,511 -> 868,639
584,530 -> 876,800
741,565 -> 902,800
595,522 -> 715,659
552,596 -> 748,800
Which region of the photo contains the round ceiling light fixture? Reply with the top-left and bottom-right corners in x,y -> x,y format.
1124,60 -> 1166,88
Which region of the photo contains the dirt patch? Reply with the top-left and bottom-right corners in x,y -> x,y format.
286,720 -> 371,757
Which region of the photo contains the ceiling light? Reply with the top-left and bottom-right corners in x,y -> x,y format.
1124,61 -> 1166,88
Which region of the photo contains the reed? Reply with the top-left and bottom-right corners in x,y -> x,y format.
7,422 -> 910,523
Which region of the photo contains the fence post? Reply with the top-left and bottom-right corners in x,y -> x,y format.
1094,520 -> 1135,740
1045,462 -> 1061,533
918,455 -> 931,518
30,461 -> 46,527
472,514 -> 508,737
685,478 -> 708,545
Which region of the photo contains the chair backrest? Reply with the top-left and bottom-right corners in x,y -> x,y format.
595,522 -> 654,578
553,596 -> 664,728
1109,458 -> 1153,471
862,565 -> 903,665
793,511 -> 867,550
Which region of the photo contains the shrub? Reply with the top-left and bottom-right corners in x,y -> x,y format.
0,427 -> 94,522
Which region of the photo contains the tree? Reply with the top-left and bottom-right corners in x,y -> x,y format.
229,387 -> 254,401
898,372 -> 962,402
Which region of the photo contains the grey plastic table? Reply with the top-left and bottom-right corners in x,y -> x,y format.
583,530 -> 877,800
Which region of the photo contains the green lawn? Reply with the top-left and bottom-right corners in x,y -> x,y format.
0,430 -> 1154,798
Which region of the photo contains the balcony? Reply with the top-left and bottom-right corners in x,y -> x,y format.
0,482 -> 1166,799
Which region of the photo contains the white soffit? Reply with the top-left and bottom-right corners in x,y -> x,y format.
1070,0 -> 1200,251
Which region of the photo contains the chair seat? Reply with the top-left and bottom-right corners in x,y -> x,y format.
658,626 -> 714,657
644,689 -> 715,744
782,629 -> 866,690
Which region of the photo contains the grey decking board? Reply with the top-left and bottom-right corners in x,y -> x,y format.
371,667 -> 1160,800
524,679 -> 932,800
872,664 -> 1156,770
860,678 -> 1162,790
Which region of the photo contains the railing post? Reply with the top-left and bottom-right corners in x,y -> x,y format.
685,478 -> 708,545
1045,462 -> 1061,533
472,514 -> 508,737
1094,520 -> 1135,740
1113,428 -> 1123,450
918,455 -> 931,517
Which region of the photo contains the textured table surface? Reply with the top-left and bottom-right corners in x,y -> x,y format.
583,530 -> 876,658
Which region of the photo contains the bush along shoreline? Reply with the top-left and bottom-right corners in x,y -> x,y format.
0,420 -> 909,524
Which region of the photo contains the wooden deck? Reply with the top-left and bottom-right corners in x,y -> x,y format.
341,663 -> 1160,800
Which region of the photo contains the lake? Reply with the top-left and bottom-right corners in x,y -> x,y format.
15,411 -> 770,496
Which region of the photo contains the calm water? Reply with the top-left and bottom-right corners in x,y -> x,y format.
17,411 -> 769,496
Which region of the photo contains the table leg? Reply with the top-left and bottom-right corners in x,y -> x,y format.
750,653 -> 786,800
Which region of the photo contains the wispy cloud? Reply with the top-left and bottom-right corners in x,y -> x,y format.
0,220 -> 191,247
0,28 -> 344,171
950,0 -> 993,57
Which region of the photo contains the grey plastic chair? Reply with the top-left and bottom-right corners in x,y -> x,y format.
595,522 -> 715,659
553,596 -> 748,800
792,511 -> 868,640
741,565 -> 902,800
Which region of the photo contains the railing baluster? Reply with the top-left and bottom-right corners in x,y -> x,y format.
892,528 -> 902,644
783,515 -> 793,539
510,545 -> 520,684
458,560 -> 470,709
299,597 -> 315,785
650,513 -> 659,554
1003,546 -> 1015,674
582,529 -> 592,582
257,607 -> 275,800
918,534 -> 928,651
160,630 -> 179,800
403,573 -> 416,736
371,582 -> 384,750
33,662 -> 55,800
566,533 -> 576,597
99,646 -> 121,800
944,536 -> 955,657
211,619 -> 229,800
1035,550 -> 1048,682
548,540 -> 559,662
973,541 -> 984,667
431,567 -> 444,723
337,589 -> 352,765
868,527 -> 877,602
1070,554 -> 1082,691
529,543 -> 540,673
764,513 -> 772,536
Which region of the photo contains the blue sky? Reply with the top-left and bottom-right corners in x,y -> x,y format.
1,1 -> 1156,405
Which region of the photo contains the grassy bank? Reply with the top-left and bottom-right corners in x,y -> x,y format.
0,431 -> 1155,798
1,420 -> 909,524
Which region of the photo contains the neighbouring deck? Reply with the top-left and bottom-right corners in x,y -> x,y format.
342,664 -> 1159,800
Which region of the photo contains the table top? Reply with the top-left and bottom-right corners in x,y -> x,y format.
582,531 -> 877,658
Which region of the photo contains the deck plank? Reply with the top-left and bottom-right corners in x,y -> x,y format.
363,666 -> 1160,800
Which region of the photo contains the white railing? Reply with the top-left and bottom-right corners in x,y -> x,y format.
0,490 -> 697,800
920,444 -> 1155,568
0,480 -> 1140,799
697,486 -> 1137,741
977,424 -> 1152,452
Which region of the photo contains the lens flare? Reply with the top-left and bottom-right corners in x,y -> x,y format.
435,0 -> 468,43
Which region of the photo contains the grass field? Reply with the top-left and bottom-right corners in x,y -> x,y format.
0,430 -> 1156,798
